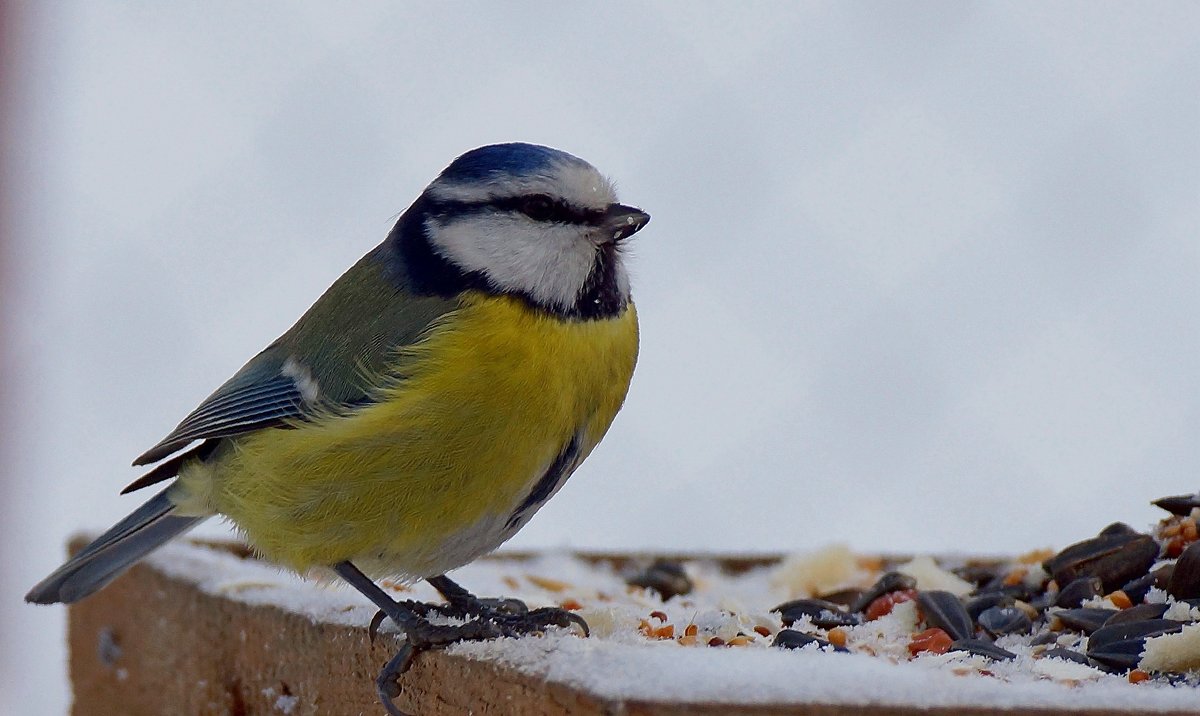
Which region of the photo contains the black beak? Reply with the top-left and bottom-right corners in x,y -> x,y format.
602,203 -> 650,243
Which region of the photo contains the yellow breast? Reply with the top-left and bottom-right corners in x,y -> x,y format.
177,292 -> 638,577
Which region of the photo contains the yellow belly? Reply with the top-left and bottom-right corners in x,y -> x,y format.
175,292 -> 638,577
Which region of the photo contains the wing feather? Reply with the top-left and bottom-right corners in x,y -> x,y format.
131,244 -> 461,469
132,372 -> 306,466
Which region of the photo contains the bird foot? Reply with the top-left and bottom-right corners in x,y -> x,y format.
369,593 -> 588,640
369,596 -> 589,715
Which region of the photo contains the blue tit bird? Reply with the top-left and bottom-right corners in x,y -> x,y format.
27,142 -> 649,715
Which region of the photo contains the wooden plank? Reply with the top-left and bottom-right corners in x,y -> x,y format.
64,541 -> 1197,716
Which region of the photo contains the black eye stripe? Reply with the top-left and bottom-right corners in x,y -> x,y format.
430,197 -> 605,226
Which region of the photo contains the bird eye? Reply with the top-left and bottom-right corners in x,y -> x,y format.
519,195 -> 556,221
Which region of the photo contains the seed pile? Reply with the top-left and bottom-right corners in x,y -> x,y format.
592,491 -> 1200,684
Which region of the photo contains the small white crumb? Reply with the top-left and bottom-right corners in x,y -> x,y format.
1080,595 -> 1121,610
1164,601 -> 1200,622
896,555 -> 975,596
1140,622 -> 1200,673
274,694 -> 299,714
575,606 -> 638,639
1144,587 -> 1170,605
769,544 -> 869,598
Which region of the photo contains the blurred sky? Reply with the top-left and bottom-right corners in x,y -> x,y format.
3,2 -> 1199,713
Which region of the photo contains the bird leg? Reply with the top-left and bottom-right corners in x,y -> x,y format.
335,562 -> 588,716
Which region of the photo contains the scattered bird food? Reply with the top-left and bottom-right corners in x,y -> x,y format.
600,491 -> 1200,684
138,490 -> 1200,710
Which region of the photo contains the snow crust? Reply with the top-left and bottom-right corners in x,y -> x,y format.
140,539 -> 1200,711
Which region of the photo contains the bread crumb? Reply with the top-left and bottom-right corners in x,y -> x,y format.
895,555 -> 974,596
769,544 -> 869,598
1140,622 -> 1200,673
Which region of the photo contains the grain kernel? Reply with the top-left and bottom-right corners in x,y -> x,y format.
1003,567 -> 1028,587
1182,519 -> 1198,541
1017,548 -> 1055,564
638,619 -> 653,637
827,628 -> 848,648
1107,590 -> 1133,610
866,589 -> 917,620
908,628 -> 952,656
526,574 -> 570,592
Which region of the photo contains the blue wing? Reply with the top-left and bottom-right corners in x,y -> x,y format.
126,245 -> 461,479
132,353 -> 309,467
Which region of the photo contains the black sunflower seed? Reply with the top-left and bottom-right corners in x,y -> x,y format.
1055,608 -> 1118,634
965,593 -> 1013,620
1055,576 -> 1104,608
1121,573 -> 1158,604
1086,638 -> 1149,671
816,588 -> 862,609
1153,493 -> 1200,516
626,560 -> 692,601
917,590 -> 974,641
1087,619 -> 1184,653
1167,541 -> 1200,600
952,563 -> 1004,588
772,629 -> 846,652
977,606 -> 1032,636
1104,603 -> 1169,626
772,598 -> 860,629
850,572 -> 916,614
1043,532 -> 1159,593
1041,647 -> 1090,665
1099,522 -> 1139,538
950,638 -> 1016,661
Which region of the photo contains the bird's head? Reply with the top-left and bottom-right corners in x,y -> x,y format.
404,143 -> 649,319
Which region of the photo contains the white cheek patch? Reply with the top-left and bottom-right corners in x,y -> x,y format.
428,214 -> 598,310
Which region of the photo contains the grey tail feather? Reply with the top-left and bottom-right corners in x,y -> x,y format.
25,487 -> 205,605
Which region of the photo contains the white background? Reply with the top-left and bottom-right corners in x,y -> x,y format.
3,3 -> 1198,713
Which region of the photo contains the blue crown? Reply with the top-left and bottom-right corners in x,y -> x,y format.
439,143 -> 586,182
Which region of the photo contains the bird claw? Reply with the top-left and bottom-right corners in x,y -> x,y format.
494,605 -> 591,638
367,592 -> 590,715
368,609 -> 388,644
532,606 -> 590,637
375,642 -> 416,716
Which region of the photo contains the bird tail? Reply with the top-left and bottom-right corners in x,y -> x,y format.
25,487 -> 205,604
